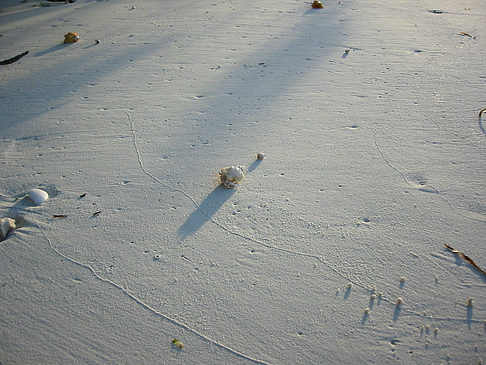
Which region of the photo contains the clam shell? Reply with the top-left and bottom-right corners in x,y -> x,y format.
220,166 -> 244,189
28,188 -> 49,205
0,217 -> 16,241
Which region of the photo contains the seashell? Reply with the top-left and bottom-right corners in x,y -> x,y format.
312,0 -> 324,9
172,338 -> 184,349
0,217 -> 16,241
219,165 -> 245,189
256,153 -> 265,160
28,188 -> 49,205
64,32 -> 80,44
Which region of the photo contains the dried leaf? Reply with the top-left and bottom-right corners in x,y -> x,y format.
444,244 -> 486,277
0,51 -> 29,65
458,32 -> 476,39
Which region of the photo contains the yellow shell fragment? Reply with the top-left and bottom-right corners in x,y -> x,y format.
64,32 -> 80,44
172,338 -> 184,349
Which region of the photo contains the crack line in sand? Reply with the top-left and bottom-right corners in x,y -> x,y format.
127,111 -> 200,208
370,128 -> 486,223
127,111 -> 484,331
42,229 -> 270,365
127,111 -> 365,287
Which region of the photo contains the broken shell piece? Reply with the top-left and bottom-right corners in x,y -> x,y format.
256,153 -> 265,160
0,218 -> 16,241
312,0 -> 324,9
172,338 -> 184,349
220,165 -> 244,189
64,32 -> 80,44
28,188 -> 49,205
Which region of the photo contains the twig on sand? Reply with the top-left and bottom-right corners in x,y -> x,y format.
479,108 -> 486,118
444,244 -> 486,277
458,32 -> 476,39
0,51 -> 29,65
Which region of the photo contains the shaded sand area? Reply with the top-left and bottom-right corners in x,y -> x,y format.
1,0 -> 485,363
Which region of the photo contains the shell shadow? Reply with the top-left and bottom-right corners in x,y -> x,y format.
479,114 -> 486,137
393,306 -> 401,321
343,286 -> 351,300
177,185 -> 235,240
361,312 -> 369,326
34,44 -> 71,57
247,159 -> 262,173
467,305 -> 473,329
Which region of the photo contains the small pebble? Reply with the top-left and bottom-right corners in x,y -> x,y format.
396,297 -> 403,305
256,153 -> 265,160
467,297 -> 473,306
95,39 -> 100,44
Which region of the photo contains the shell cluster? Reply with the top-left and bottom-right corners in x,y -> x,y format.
220,166 -> 245,189
0,217 -> 16,241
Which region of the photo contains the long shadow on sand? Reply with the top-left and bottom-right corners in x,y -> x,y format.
478,114 -> 486,137
34,44 -> 71,57
393,306 -> 401,322
177,185 -> 235,240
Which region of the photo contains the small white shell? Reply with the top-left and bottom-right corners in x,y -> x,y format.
220,166 -> 245,189
28,188 -> 49,205
0,217 -> 16,241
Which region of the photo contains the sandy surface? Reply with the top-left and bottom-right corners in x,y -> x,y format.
1,0 -> 485,364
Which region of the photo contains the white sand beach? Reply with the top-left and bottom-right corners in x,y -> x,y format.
1,0 -> 485,363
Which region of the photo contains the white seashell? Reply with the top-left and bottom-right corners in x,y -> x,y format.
220,166 -> 245,189
28,188 -> 49,205
0,217 -> 16,241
